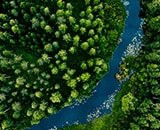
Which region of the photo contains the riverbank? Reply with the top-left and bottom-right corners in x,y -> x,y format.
0,0 -> 126,129
61,0 -> 160,129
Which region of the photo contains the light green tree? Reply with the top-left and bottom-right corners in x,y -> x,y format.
80,62 -> 87,70
58,24 -> 67,34
51,67 -> 58,75
16,76 -> 26,86
31,17 -> 39,29
56,9 -> 64,17
50,92 -> 62,103
12,102 -> 22,112
121,92 -> 136,114
33,110 -> 45,120
80,42 -> 89,50
44,7 -> 50,15
71,90 -> 79,98
44,25 -> 53,33
44,43 -> 53,52
69,46 -> 76,54
73,35 -> 80,46
59,62 -> 67,71
80,72 -> 91,82
63,33 -> 71,43
66,3 -> 73,10
35,91 -> 43,98
67,79 -> 77,88
89,48 -> 96,56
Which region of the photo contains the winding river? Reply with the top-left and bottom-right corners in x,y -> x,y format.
27,0 -> 143,130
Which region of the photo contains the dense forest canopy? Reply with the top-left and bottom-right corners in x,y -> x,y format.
61,0 -> 160,129
0,0 -> 126,129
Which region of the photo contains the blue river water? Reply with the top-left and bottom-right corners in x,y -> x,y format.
27,0 -> 142,130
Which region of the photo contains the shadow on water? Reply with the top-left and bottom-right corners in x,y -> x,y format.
26,0 -> 142,129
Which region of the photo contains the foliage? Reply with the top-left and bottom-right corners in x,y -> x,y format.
61,0 -> 160,130
0,0 -> 126,129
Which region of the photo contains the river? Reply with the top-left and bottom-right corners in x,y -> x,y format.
26,0 -> 142,130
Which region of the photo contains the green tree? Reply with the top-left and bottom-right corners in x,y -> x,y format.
89,48 -> 96,56
58,24 -> 67,34
12,102 -> 22,112
1,119 -> 14,130
80,42 -> 89,50
33,110 -> 45,120
71,90 -> 79,98
80,72 -> 91,82
73,35 -> 80,46
31,17 -> 39,29
44,43 -> 53,52
16,76 -> 26,86
44,7 -> 50,15
50,92 -> 62,103
44,25 -> 53,33
63,33 -> 71,43
121,92 -> 136,114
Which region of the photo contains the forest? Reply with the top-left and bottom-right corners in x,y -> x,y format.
61,0 -> 160,129
0,0 -> 126,129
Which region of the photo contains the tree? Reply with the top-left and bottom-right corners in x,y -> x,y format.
80,42 -> 89,51
86,6 -> 92,15
87,37 -> 94,46
67,79 -> 77,88
30,17 -> 39,29
44,43 -> 53,52
85,0 -> 90,5
52,41 -> 59,49
80,62 -> 87,70
13,112 -> 20,119
69,16 -> 76,25
59,62 -> 67,71
57,0 -> 65,8
41,53 -> 51,63
11,25 -> 20,34
69,46 -> 76,54
85,19 -> 92,27
44,7 -> 50,15
35,91 -> 43,98
39,101 -> 47,111
62,73 -> 70,80
73,24 -> 79,32
1,119 -> 14,130
94,0 -> 100,5
73,35 -> 80,46
44,25 -> 53,33
71,90 -> 79,98
16,76 -> 26,86
63,33 -> 71,43
40,20 -> 47,29
12,102 -> 22,112
58,24 -> 67,34
47,106 -> 57,114
56,9 -> 64,17
55,31 -> 61,38
121,92 -> 136,114
11,9 -> 18,17
80,72 -> 91,82
33,110 -> 45,120
0,13 -> 8,21
56,16 -> 66,25
89,48 -> 96,56
30,6 -> 37,14
50,92 -> 62,103
79,18 -> 86,26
